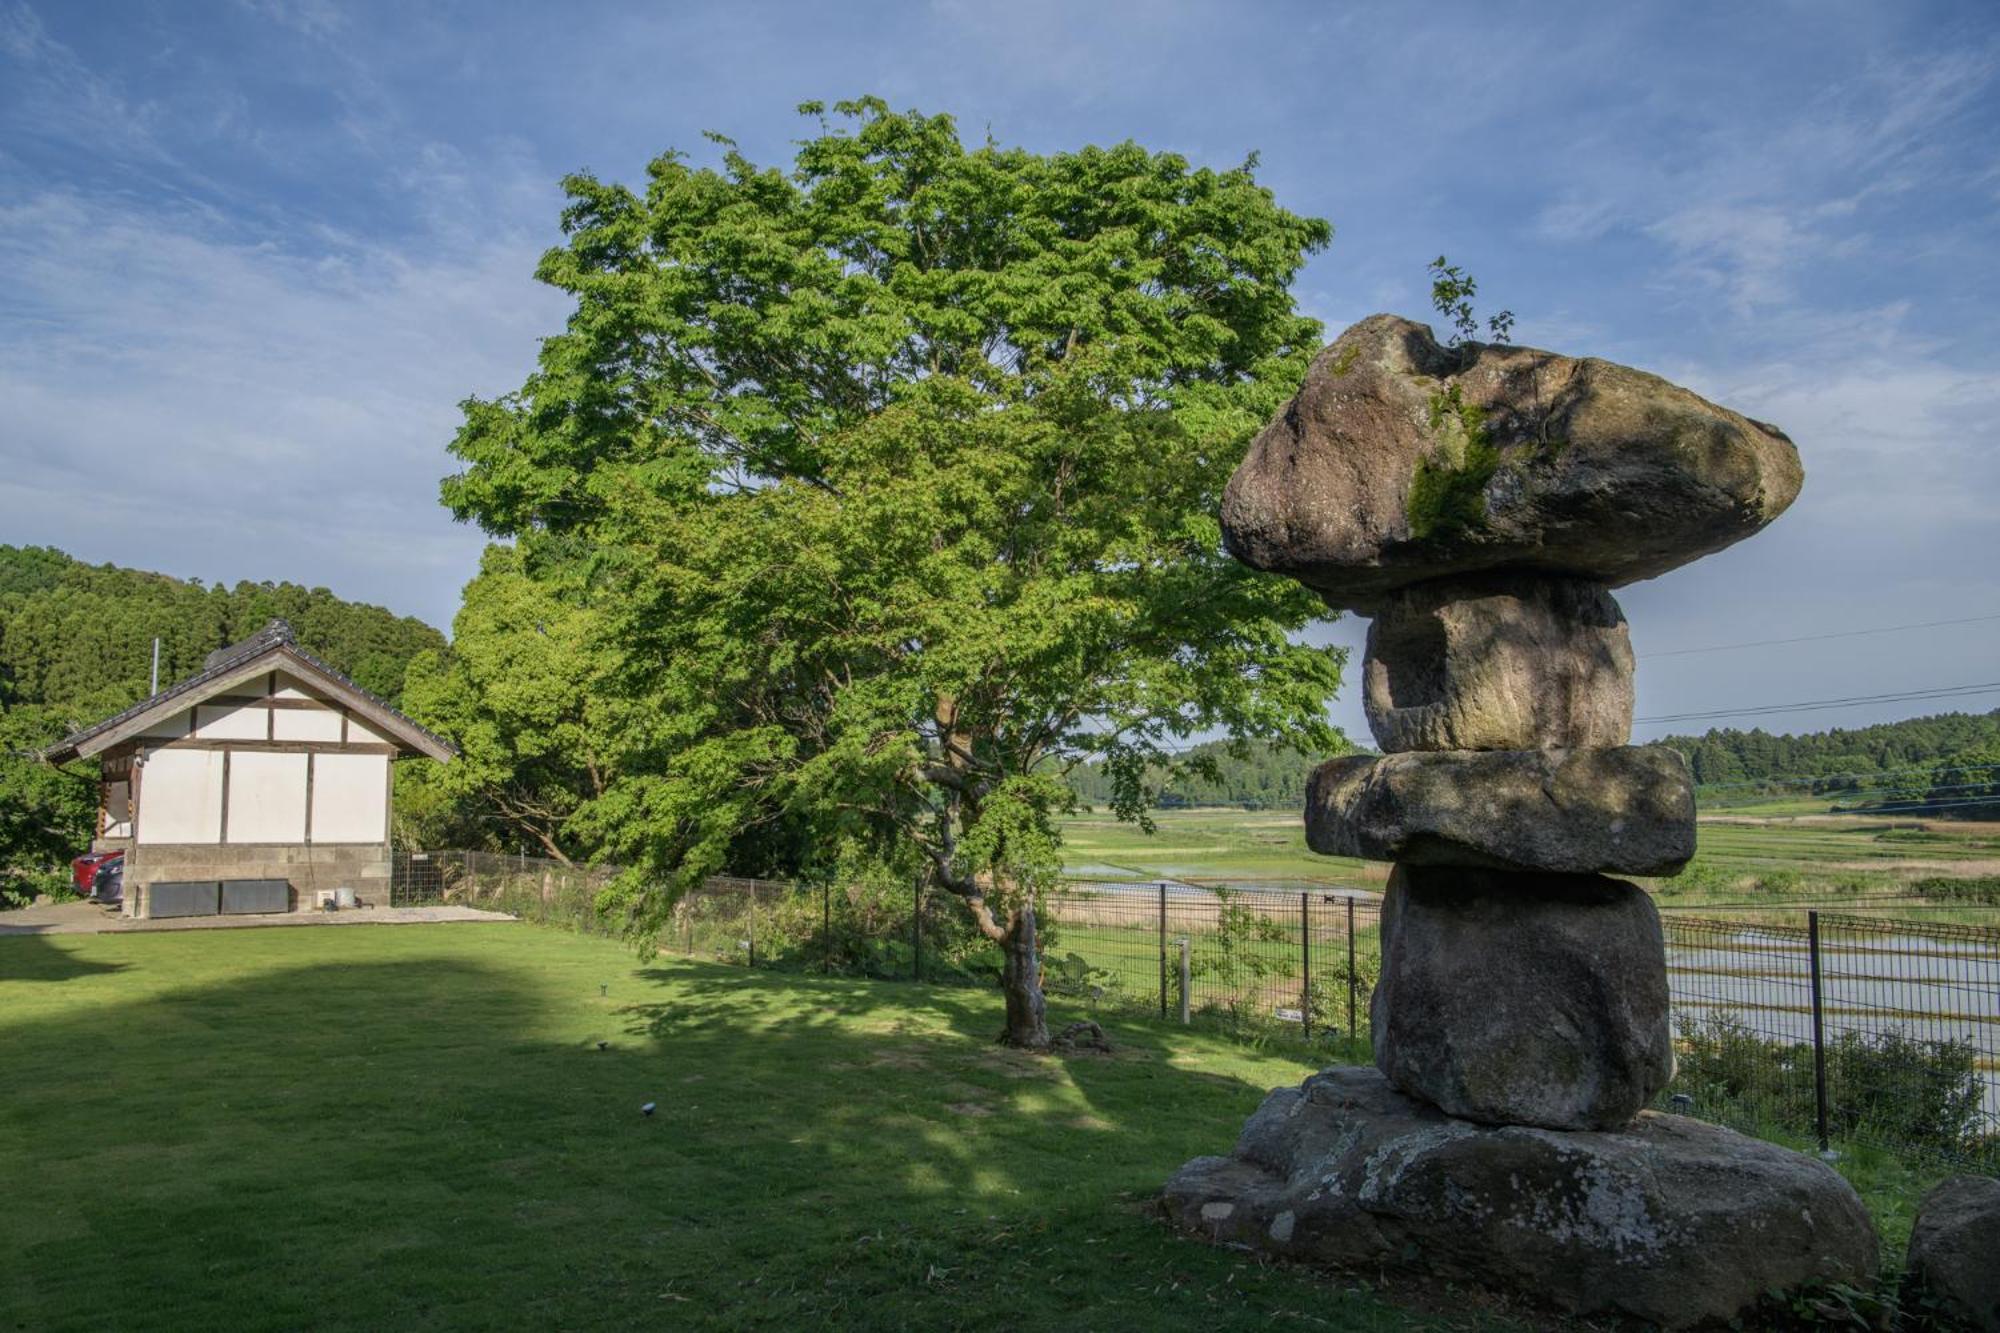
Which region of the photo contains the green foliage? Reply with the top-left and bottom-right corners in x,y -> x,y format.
1407,384 -> 1499,540
1672,1013 -> 1991,1165
1908,874 -> 2000,905
1899,741 -> 2000,819
0,544 -> 443,718
1189,887 -> 1293,1017
1043,950 -> 1124,1008
1655,858 -> 1743,898
1406,257 -> 1513,541
1426,256 -> 1512,347
1826,1027 -> 1985,1156
1664,709 -> 2000,797
1306,930 -> 1382,1036
0,704 -> 94,905
439,99 -> 1346,940
397,545 -> 657,862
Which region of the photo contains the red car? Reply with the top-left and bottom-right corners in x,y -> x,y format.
71,850 -> 124,902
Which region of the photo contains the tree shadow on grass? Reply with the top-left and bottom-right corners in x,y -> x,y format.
0,942 -> 1519,1332
0,930 -> 131,980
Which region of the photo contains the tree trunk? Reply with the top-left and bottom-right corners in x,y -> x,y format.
999,904 -> 1051,1049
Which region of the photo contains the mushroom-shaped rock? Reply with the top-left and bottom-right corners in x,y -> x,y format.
1221,315 -> 1803,612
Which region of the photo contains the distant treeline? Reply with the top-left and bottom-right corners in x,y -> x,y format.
1065,710 -> 2000,815
0,545 -> 446,900
1064,736 -> 1352,809
0,544 -> 442,718
1660,710 -> 2000,813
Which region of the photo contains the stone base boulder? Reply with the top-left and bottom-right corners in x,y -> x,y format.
1162,1066 -> 1879,1331
1307,744 -> 1694,876
1905,1175 -> 2000,1330
1374,865 -> 1673,1128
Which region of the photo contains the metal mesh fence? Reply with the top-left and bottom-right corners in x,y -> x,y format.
391,851 -> 623,936
393,851 -> 1998,1170
1660,911 -> 1999,1171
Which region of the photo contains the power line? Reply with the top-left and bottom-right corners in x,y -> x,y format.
1822,795 -> 2000,816
1637,681 -> 2000,726
1644,611 -> 2000,659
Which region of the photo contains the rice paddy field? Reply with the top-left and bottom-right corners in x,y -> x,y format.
1058,808 -> 1379,893
1058,803 -> 2000,920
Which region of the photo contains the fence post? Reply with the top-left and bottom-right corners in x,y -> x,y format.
1178,937 -> 1191,1025
823,883 -> 831,975
912,877 -> 922,984
1158,883 -> 1168,1020
1808,910 -> 1829,1153
748,885 -> 758,969
1346,896 -> 1357,1040
1300,892 -> 1312,1040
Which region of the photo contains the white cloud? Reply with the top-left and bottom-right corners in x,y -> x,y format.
0,185 -> 566,628
233,0 -> 348,41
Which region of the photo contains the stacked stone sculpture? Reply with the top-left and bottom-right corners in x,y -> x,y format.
1163,315 -> 1879,1329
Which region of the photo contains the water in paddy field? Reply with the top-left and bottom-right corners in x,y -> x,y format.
1064,875 -> 1379,900
1666,924 -> 2000,1125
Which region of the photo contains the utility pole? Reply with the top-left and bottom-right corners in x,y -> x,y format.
150,637 -> 160,695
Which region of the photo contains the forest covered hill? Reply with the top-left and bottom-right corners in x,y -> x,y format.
0,544 -> 443,719
0,545 -> 446,900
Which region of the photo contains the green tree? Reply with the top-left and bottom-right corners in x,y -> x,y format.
1913,741 -> 2000,819
441,99 -> 1344,1046
399,545 -> 647,861
0,703 -> 95,904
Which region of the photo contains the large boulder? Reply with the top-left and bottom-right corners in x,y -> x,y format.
1905,1175 -> 2000,1330
1162,1065 -> 1880,1330
1221,314 -> 1804,612
1372,865 -> 1674,1129
1307,745 -> 1695,876
1364,573 -> 1632,752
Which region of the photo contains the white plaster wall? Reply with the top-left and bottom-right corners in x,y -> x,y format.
271,673 -> 316,701
347,717 -> 388,745
141,708 -> 192,739
137,750 -> 224,843
195,702 -> 269,740
310,752 -> 388,843
226,752 -> 308,843
273,708 -> 343,742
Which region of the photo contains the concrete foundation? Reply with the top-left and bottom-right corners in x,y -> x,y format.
118,843 -> 392,918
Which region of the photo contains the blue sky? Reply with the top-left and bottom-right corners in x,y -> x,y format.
3,0 -> 1997,743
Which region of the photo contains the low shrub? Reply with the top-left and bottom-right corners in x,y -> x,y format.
0,865 -> 79,910
1908,874 -> 2000,906
1669,1012 -> 1991,1164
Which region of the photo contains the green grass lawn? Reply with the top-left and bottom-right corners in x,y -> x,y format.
1,924 -> 1518,1332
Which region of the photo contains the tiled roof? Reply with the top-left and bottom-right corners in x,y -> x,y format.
43,618 -> 456,763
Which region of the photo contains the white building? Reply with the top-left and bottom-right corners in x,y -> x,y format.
44,619 -> 455,917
